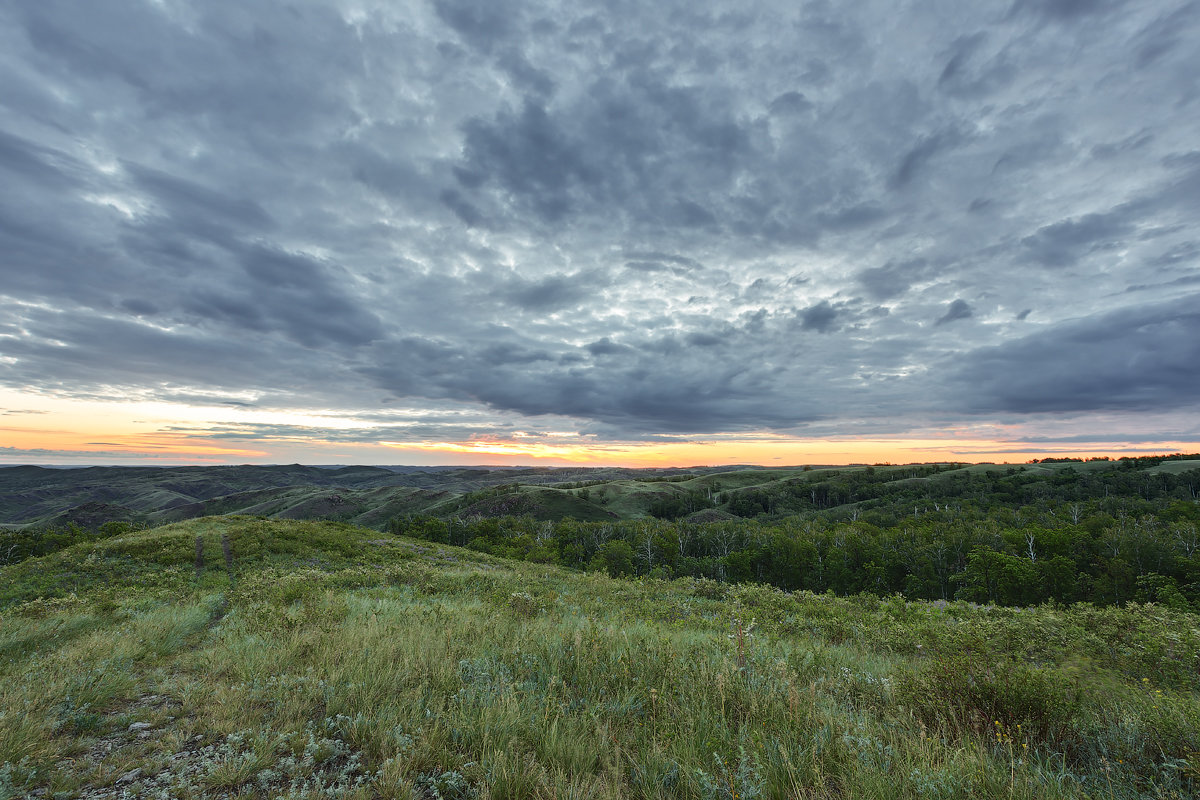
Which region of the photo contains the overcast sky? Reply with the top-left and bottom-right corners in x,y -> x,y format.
2,0 -> 1199,464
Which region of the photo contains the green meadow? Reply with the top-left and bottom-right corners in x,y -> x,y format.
1,517 -> 1197,799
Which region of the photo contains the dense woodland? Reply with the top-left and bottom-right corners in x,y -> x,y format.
391,456 -> 1200,609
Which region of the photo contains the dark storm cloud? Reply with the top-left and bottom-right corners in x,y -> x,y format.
1022,431 -> 1200,443
1012,0 -> 1129,21
433,0 -> 521,52
0,308 -> 313,392
456,100 -> 598,223
799,301 -> 840,333
623,252 -> 705,275
0,129 -> 84,187
356,314 -> 830,435
1125,273 -> 1200,294
818,204 -> 889,232
1,0 -> 1199,445
452,67 -> 755,231
497,271 -> 606,311
439,189 -> 487,228
857,258 -> 930,301
1021,208 -> 1139,267
952,294 -> 1200,413
585,338 -> 634,358
891,127 -> 968,189
1130,2 -> 1200,67
685,332 -> 724,348
935,299 -> 974,326
623,252 -> 703,269
170,420 -> 523,445
935,33 -> 1017,100
769,91 -> 813,115
126,164 -> 274,233
0,446 -> 187,460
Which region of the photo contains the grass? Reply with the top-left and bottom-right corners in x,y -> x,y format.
0,516 -> 1197,798
1148,459 -> 1200,475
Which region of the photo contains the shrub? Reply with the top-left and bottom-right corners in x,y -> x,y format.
896,650 -> 1084,751
416,769 -> 474,800
507,592 -> 540,617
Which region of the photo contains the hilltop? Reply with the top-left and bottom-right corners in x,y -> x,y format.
0,516 -> 1196,798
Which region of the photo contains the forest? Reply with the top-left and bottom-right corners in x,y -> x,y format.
388,456 -> 1200,609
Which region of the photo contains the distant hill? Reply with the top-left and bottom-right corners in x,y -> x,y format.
3,456 -> 1197,533
0,462 -> 762,529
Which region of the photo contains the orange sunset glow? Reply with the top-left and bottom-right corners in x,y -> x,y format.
4,390 -> 1196,468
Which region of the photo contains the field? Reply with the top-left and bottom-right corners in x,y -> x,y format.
1,517 -> 1197,799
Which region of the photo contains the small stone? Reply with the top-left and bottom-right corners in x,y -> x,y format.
128,722 -> 153,732
116,768 -> 142,784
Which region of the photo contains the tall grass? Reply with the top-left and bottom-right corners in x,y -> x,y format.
0,517 -> 1196,798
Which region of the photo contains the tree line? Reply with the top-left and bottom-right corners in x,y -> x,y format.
390,466 -> 1200,610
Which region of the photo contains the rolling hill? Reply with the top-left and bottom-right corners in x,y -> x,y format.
4,458 -> 1199,534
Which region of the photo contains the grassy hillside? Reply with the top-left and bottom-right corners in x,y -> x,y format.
1,517 -> 1197,798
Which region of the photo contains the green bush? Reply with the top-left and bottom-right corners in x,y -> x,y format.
590,540 -> 635,577
896,650 -> 1084,750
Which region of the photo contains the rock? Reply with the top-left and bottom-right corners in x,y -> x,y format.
116,768 -> 142,784
128,722 -> 153,732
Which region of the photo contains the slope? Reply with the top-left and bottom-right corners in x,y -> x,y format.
0,517 -> 1196,798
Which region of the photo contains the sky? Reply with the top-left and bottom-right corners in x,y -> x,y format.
1,0 -> 1199,467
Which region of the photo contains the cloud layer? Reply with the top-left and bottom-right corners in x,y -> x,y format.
1,0 -> 1198,451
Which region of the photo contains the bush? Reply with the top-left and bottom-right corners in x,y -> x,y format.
896,650 -> 1084,751
507,592 -> 540,617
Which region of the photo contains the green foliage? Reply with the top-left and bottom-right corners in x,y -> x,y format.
648,489 -> 715,520
389,493 -> 1200,610
592,539 -> 635,577
897,650 -> 1084,748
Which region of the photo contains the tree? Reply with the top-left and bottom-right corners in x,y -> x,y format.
592,540 -> 635,577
